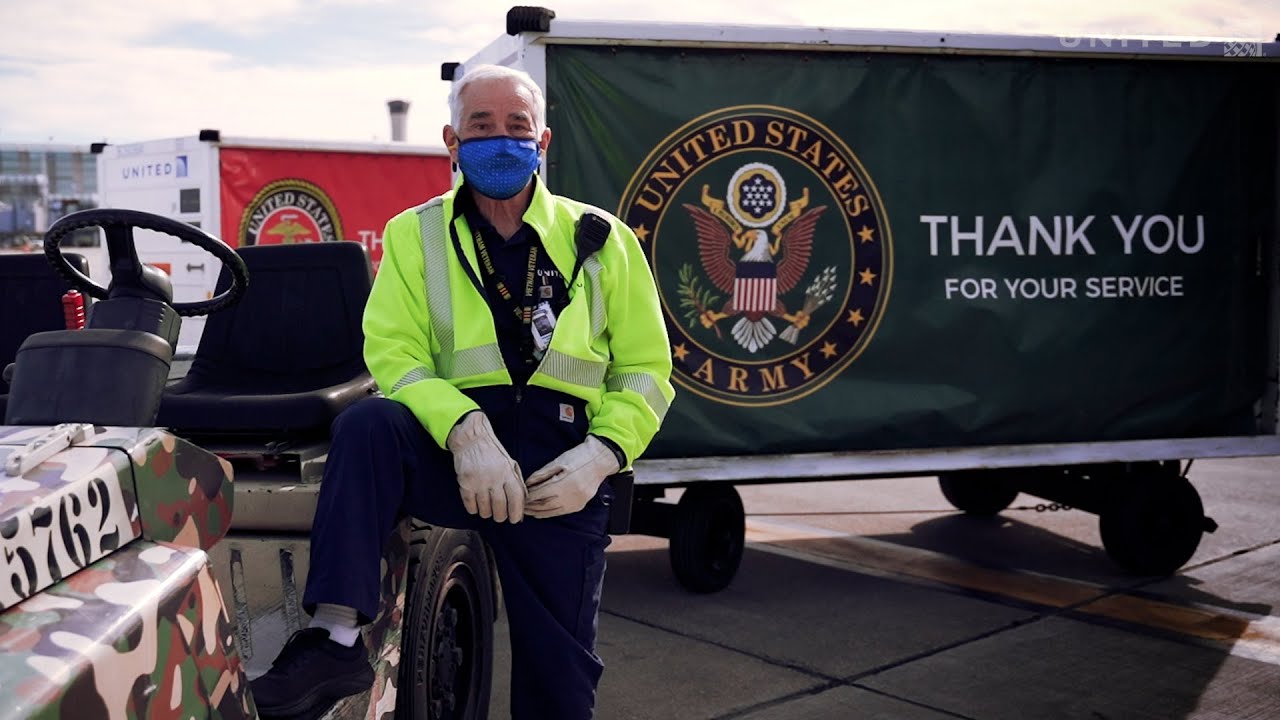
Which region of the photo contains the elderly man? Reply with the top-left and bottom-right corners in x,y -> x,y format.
249,64 -> 675,719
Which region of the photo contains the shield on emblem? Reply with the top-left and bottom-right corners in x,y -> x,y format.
734,260 -> 777,313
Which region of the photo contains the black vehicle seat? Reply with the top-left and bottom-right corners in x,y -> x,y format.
157,242 -> 377,438
0,253 -> 89,419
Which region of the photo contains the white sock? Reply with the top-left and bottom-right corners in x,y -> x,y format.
309,603 -> 361,647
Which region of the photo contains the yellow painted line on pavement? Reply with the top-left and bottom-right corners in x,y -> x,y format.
1081,595 -> 1280,667
746,517 -> 1280,666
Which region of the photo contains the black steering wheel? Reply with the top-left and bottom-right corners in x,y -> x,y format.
45,208 -> 249,317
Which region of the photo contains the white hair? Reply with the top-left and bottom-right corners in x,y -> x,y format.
449,64 -> 547,134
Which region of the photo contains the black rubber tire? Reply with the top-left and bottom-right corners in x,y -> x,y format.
398,525 -> 495,720
669,484 -> 745,594
1100,465 -> 1206,576
938,472 -> 1020,516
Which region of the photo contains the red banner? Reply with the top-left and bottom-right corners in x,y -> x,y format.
219,146 -> 452,271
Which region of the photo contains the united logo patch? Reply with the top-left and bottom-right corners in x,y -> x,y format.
620,106 -> 893,406
239,179 -> 343,247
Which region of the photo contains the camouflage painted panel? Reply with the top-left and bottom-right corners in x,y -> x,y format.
128,430 -> 235,552
0,445 -> 141,611
0,425 -> 236,553
0,540 -> 255,719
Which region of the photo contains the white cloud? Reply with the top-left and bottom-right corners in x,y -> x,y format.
1,49 -> 446,146
0,0 -> 300,60
0,0 -> 1275,145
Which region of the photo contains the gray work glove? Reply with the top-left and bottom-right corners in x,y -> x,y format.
525,436 -> 620,519
446,412 -> 525,523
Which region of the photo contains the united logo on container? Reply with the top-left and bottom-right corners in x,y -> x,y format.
239,178 -> 343,246
620,106 -> 892,406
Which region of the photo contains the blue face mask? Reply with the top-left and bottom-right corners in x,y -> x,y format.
456,136 -> 542,200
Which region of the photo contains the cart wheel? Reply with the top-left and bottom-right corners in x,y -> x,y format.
1100,465 -> 1207,576
398,525 -> 495,720
669,484 -> 745,594
938,472 -> 1020,516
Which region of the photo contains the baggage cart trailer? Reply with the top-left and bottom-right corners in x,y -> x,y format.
454,7 -> 1280,590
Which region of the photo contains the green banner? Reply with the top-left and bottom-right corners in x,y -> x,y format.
546,44 -> 1277,458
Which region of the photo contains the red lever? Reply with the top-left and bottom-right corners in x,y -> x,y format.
61,290 -> 85,330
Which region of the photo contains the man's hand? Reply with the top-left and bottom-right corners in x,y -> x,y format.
525,436 -> 620,519
446,412 -> 525,523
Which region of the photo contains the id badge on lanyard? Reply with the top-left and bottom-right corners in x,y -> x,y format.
530,300 -> 556,357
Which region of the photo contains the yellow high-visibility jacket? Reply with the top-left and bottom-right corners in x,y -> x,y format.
364,179 -> 675,466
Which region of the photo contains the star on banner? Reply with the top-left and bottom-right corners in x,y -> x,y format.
859,268 -> 878,286
847,309 -> 865,327
672,343 -> 689,361
820,341 -> 838,359
858,226 -> 876,243
633,224 -> 651,243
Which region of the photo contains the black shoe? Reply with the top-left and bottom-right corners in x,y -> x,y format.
250,627 -> 373,719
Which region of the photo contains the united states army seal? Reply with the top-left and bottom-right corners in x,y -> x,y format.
620,105 -> 893,406
239,179 -> 343,246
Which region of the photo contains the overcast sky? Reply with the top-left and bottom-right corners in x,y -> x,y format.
1,0 -> 1275,148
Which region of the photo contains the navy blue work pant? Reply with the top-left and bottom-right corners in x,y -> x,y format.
302,396 -> 612,720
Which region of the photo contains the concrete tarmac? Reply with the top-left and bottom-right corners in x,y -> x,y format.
488,457 -> 1280,719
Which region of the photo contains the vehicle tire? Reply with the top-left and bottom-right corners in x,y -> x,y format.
398,525 -> 495,720
1099,463 -> 1205,576
669,484 -> 745,594
938,472 -> 1020,516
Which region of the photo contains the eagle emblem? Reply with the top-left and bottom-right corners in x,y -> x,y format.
265,214 -> 313,244
679,162 -> 838,353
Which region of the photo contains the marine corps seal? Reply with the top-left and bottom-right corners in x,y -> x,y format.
620,105 -> 892,406
239,179 -> 343,246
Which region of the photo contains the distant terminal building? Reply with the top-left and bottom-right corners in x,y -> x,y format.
0,143 -> 99,254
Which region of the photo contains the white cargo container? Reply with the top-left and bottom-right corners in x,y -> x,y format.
94,132 -> 451,351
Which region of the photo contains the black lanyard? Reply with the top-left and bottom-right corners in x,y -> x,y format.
444,202 -> 542,333
471,228 -> 539,326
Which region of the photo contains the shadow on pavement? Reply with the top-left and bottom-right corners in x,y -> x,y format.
871,510 -> 1123,586
552,507 -> 1280,720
